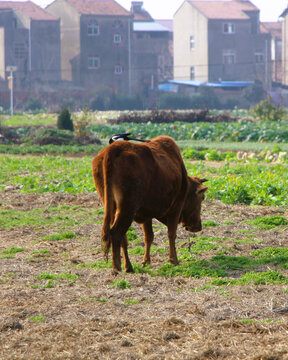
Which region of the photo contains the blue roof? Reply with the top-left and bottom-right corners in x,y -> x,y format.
158,83 -> 178,92
168,80 -> 255,88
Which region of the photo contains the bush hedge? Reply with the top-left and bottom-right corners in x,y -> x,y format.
108,109 -> 238,124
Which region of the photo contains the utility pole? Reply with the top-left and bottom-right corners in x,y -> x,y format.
6,66 -> 17,115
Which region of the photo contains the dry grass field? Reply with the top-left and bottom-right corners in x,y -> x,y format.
1,190 -> 288,360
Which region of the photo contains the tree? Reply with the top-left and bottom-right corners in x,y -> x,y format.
57,106 -> 74,131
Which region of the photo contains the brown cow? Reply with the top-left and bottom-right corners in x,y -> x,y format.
92,135 -> 208,273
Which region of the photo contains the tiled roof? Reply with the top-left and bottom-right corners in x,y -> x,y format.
0,1 -> 57,20
132,10 -> 153,21
262,22 -> 282,39
65,0 -> 130,16
187,0 -> 259,20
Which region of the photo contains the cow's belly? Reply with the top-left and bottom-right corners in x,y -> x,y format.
134,205 -> 168,224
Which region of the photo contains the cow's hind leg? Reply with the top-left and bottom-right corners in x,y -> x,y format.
121,235 -> 134,273
110,211 -> 134,273
142,220 -> 154,267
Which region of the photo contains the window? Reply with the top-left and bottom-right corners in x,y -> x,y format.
14,43 -> 26,59
190,66 -> 195,80
190,35 -> 195,50
114,64 -> 123,75
113,20 -> 123,29
223,50 -> 236,64
88,56 -> 100,69
223,23 -> 235,34
255,52 -> 264,63
87,20 -> 99,36
113,33 -> 122,45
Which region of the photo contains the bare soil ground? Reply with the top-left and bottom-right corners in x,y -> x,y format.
1,191 -> 288,360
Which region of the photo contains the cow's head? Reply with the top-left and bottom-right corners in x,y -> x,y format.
181,177 -> 208,232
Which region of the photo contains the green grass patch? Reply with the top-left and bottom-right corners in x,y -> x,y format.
0,247 -> 26,258
125,298 -> 140,306
78,260 -> 112,270
211,270 -> 288,286
251,247 -> 288,268
210,255 -> 256,271
36,272 -> 78,281
129,246 -> 145,255
35,231 -> 76,243
202,220 -> 220,227
179,240 -> 219,256
127,227 -> 140,242
156,258 -> 228,278
113,279 -> 131,289
30,249 -> 51,255
245,215 -> 288,229
79,297 -> 108,303
29,315 -> 46,323
33,272 -> 79,288
0,208 -> 78,230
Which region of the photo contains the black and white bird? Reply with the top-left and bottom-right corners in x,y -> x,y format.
109,133 -> 149,144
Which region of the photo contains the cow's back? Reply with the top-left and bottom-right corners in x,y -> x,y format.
92,136 -> 188,222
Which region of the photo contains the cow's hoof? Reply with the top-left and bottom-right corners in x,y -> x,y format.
126,267 -> 134,273
111,269 -> 121,276
169,259 -> 179,266
142,260 -> 151,267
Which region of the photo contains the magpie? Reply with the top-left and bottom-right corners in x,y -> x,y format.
109,133 -> 149,144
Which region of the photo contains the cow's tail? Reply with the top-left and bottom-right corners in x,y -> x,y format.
101,149 -> 115,260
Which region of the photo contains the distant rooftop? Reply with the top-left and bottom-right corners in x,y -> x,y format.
186,0 -> 259,20
0,1 -> 57,20
63,0 -> 130,16
262,22 -> 282,39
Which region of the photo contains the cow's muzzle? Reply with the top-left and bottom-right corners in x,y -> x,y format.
184,224 -> 202,233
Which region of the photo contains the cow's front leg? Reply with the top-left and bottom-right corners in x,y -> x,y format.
167,219 -> 179,265
142,220 -> 154,267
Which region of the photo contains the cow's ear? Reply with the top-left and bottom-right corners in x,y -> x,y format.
200,178 -> 208,183
197,185 -> 208,195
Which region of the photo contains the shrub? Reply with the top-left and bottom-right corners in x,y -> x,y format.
109,94 -> 143,110
194,86 -> 221,109
242,85 -> 265,104
250,99 -> 286,122
157,93 -> 194,110
90,96 -> 106,111
30,127 -> 76,145
57,106 -> 74,131
73,107 -> 92,137
24,97 -> 43,112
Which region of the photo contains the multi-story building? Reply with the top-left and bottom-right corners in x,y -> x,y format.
131,1 -> 173,95
0,1 -> 61,92
174,0 -> 272,89
46,0 -> 132,95
280,7 -> 288,86
262,22 -> 282,85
